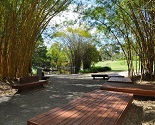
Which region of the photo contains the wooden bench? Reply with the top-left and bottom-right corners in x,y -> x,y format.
91,74 -> 109,79
91,74 -> 124,80
12,76 -> 47,92
27,90 -> 133,125
107,77 -> 133,84
100,82 -> 155,97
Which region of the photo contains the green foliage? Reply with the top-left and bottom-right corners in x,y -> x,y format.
83,0 -> 155,79
95,60 -> 129,71
32,37 -> 50,69
80,66 -> 111,73
83,44 -> 99,69
95,66 -> 112,72
47,42 -> 68,70
99,43 -> 121,61
52,32 -> 67,38
0,0 -> 72,80
67,27 -> 91,38
52,27 -> 96,73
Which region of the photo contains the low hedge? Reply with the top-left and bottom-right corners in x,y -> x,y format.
80,66 -> 111,73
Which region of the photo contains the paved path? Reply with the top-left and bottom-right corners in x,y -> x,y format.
0,74 -> 103,125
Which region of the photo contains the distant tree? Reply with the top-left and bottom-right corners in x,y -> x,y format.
47,42 -> 68,73
99,43 -> 120,61
53,27 -> 92,73
32,37 -> 50,69
82,44 -> 99,69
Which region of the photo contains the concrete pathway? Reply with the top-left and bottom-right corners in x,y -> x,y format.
0,74 -> 103,125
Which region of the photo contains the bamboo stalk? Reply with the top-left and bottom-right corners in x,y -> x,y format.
0,0 -> 71,81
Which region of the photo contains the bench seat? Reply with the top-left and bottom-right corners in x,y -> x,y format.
27,90 -> 133,125
12,80 -> 47,89
12,76 -> 47,92
91,74 -> 124,80
91,74 -> 109,79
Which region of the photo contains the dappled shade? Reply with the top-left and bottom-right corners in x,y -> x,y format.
28,90 -> 133,125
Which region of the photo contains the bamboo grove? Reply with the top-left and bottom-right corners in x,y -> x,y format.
115,0 -> 155,80
0,0 -> 71,81
85,0 -> 155,80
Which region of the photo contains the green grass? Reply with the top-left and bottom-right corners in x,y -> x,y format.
94,60 -> 128,71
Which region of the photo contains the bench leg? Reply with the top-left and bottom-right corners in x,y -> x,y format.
93,77 -> 95,80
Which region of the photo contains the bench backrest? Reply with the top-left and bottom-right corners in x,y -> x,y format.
20,76 -> 39,84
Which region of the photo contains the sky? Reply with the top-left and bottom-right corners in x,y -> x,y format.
42,0 -> 102,48
42,4 -> 81,48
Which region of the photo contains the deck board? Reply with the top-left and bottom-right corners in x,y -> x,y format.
27,90 -> 133,125
107,77 -> 133,83
100,82 -> 155,97
108,74 -> 124,78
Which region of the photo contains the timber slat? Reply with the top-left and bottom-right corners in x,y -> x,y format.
27,90 -> 133,125
107,77 -> 133,83
100,82 -> 155,97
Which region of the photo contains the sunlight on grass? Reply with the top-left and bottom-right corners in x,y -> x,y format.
95,60 -> 128,71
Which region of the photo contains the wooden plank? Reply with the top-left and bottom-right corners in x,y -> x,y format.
12,80 -> 47,92
91,74 -> 108,79
20,76 -> 39,84
101,82 -> 155,97
64,92 -> 119,125
93,94 -> 132,125
28,91 -> 108,125
107,94 -> 133,125
82,94 -> 123,125
27,90 -> 133,125
107,77 -> 133,84
108,74 -> 124,78
28,90 -> 104,124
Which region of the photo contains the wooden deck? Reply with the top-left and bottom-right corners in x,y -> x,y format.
27,90 -> 133,125
107,77 -> 133,84
100,82 -> 155,97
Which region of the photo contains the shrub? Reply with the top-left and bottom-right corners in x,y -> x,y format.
102,66 -> 112,71
80,69 -> 90,73
80,66 -> 111,73
89,67 -> 98,73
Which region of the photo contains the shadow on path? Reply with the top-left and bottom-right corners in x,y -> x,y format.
0,74 -> 103,125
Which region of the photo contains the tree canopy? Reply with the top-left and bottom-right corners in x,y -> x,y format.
83,0 -> 155,79
52,27 -> 99,73
0,0 -> 154,81
47,42 -> 68,73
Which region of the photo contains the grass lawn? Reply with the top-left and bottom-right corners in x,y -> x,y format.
94,60 -> 128,71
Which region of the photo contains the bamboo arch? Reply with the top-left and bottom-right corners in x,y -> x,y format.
0,0 -> 71,81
